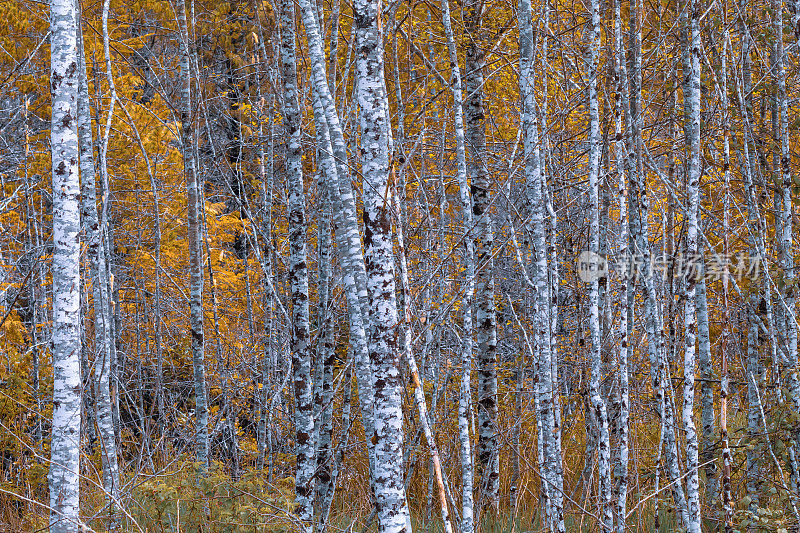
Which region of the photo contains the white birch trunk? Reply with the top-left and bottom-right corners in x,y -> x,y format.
49,0 -> 82,527
77,2 -> 119,513
176,0 -> 209,469
277,0 -> 315,527
612,1 -> 629,528
542,5 -> 565,524
440,1 -> 475,529
627,0 -> 688,523
462,1 -> 499,510
298,5 -> 377,471
681,2 -> 702,529
315,177 -> 335,528
518,0 -> 557,525
718,15 -> 734,529
353,0 -> 412,527
776,0 -> 800,501
587,0 -> 612,527
696,259 -> 716,506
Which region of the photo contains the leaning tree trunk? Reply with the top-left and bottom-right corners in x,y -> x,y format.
352,0 -> 412,527
49,0 -> 83,527
277,0 -> 315,528
393,188 -> 453,533
77,0 -> 120,514
176,0 -> 209,469
298,6 -> 378,487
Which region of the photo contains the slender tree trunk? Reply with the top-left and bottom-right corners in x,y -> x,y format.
462,0 -> 499,512
587,0 -> 612,527
353,0 -> 412,525
393,188 -> 453,533
255,61 -> 274,471
49,0 -> 82,527
440,0 -> 474,528
23,103 -> 43,446
697,258 -> 716,506
737,33 -> 765,525
176,0 -> 209,469
681,0 -> 702,529
277,0 -> 315,527
519,1 -> 560,526
315,172 -> 335,529
718,10 -> 734,530
77,0 -> 120,516
775,0 -> 800,502
731,0 -> 768,518
627,0 -> 688,523
612,1 -> 629,528
299,7 -> 378,487
542,5 -> 565,524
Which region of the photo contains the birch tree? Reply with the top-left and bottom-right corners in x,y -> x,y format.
297,2 -> 378,475
518,0 -> 563,528
718,10 -> 734,529
680,0 -> 702,528
277,0 -> 315,527
775,1 -> 800,499
176,0 -> 209,469
48,0 -> 82,527
627,0 -> 688,523
542,7 -> 565,525
462,0 -> 500,510
587,0 -> 613,527
77,0 -> 119,512
611,0 -> 630,528
353,0 -> 412,527
440,0 -> 475,528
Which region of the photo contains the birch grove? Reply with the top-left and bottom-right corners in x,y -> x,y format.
6,0 -> 800,531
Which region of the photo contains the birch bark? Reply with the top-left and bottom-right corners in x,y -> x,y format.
718,13 -> 734,529
696,258 -> 716,505
49,0 -> 82,527
681,2 -> 702,528
626,0 -> 688,523
775,1 -> 800,499
298,3 -> 377,465
353,0 -> 412,527
315,176 -> 335,528
519,0 -> 550,525
176,0 -> 209,469
587,0 -> 612,527
542,8 -> 565,525
439,1 -> 475,529
611,0 -> 629,528
462,0 -> 499,509
77,1 -> 120,511
277,0 -> 315,527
